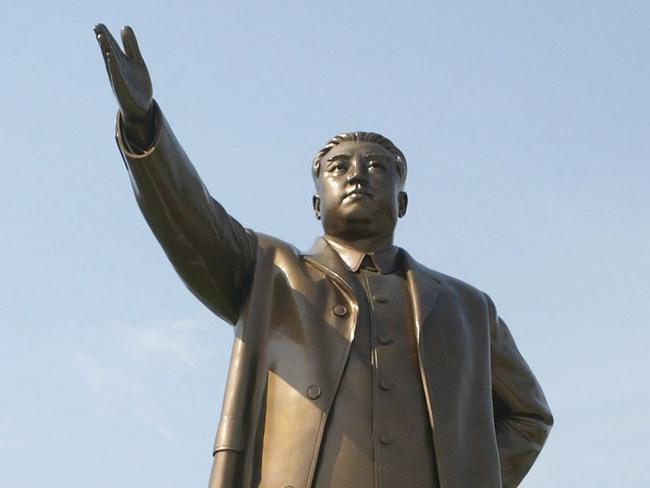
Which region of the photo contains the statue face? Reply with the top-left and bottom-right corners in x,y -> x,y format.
313,141 -> 407,243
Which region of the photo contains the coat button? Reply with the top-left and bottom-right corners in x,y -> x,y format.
373,294 -> 388,303
379,378 -> 393,391
379,432 -> 394,445
332,305 -> 347,317
306,385 -> 322,399
378,334 -> 392,345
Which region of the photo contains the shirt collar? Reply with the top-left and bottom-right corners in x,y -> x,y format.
324,236 -> 400,274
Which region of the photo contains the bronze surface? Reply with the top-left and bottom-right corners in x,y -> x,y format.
94,24 -> 553,488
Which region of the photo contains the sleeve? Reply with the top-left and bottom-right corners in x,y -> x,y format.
115,101 -> 257,325
487,295 -> 553,488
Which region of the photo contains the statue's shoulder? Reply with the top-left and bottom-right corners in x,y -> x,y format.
401,248 -> 487,303
253,231 -> 302,260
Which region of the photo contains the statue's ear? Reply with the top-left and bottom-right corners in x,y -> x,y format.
398,191 -> 408,218
312,194 -> 321,220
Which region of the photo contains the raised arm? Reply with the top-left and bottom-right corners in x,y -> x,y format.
487,295 -> 553,488
93,24 -> 257,324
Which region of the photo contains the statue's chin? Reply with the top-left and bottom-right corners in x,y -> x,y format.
324,217 -> 394,243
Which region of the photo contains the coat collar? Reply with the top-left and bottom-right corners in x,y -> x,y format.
303,237 -> 443,333
323,236 -> 400,274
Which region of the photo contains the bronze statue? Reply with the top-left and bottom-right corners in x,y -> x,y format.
93,24 -> 553,488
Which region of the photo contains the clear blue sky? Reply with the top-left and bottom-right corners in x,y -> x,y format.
1,1 -> 648,486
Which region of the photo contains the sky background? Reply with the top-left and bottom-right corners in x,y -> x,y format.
1,1 -> 649,486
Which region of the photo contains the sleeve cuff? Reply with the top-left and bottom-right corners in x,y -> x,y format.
115,101 -> 162,159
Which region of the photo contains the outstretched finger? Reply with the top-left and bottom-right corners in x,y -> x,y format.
93,23 -> 124,58
94,32 -> 115,81
94,24 -> 110,55
104,50 -> 130,101
95,32 -> 111,58
93,23 -> 110,40
121,25 -> 143,61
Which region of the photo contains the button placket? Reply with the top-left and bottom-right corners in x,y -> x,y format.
378,333 -> 392,345
379,378 -> 393,391
379,432 -> 393,445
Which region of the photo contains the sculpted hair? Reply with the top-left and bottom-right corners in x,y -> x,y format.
312,132 -> 407,189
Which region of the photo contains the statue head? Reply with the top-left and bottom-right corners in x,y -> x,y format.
311,132 -> 408,248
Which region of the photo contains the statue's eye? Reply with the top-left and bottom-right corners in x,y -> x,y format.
329,161 -> 348,173
368,160 -> 385,171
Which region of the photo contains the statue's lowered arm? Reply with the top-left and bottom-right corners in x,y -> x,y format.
487,294 -> 553,488
93,24 -> 257,324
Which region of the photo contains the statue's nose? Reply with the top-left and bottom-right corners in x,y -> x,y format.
347,159 -> 368,185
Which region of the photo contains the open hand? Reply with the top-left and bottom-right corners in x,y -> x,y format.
94,24 -> 153,127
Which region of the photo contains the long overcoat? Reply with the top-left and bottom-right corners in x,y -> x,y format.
117,105 -> 553,488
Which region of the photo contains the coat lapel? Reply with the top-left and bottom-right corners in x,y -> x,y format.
402,250 -> 443,339
303,237 -> 360,298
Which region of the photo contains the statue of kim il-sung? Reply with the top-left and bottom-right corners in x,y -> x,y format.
93,24 -> 553,488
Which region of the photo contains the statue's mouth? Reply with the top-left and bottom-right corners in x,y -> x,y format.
344,188 -> 373,200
